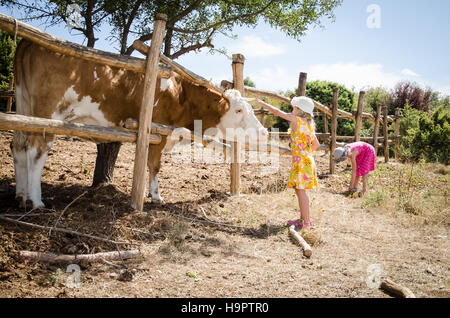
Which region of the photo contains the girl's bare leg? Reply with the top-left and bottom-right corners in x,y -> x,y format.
350,176 -> 360,192
295,189 -> 311,224
361,175 -> 368,194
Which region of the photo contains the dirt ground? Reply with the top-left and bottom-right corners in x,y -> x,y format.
0,130 -> 448,298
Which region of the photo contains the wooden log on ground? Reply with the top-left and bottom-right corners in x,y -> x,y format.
0,13 -> 171,77
20,250 -> 141,264
0,113 -> 161,144
0,215 -> 134,245
380,279 -> 416,298
131,14 -> 167,211
289,225 -> 312,257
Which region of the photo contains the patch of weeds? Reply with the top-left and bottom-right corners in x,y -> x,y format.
400,200 -> 421,216
216,206 -> 228,215
79,154 -> 91,176
186,270 -> 201,282
49,268 -> 62,286
362,191 -> 387,208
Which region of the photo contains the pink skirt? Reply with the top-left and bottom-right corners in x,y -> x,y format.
348,142 -> 376,178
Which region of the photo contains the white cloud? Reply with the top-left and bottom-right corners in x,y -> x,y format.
306,62 -> 402,91
246,66 -> 297,92
227,36 -> 285,58
401,68 -> 420,77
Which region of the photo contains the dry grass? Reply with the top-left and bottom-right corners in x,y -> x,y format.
0,131 -> 449,298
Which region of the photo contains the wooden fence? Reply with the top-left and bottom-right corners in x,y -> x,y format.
0,13 -> 402,206
221,64 -> 402,175
0,13 -> 291,206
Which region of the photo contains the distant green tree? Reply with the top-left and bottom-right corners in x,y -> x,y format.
0,30 -> 16,112
0,30 -> 15,90
306,80 -> 356,136
272,80 -> 357,135
399,103 -> 449,164
364,87 -> 390,113
244,76 -> 255,88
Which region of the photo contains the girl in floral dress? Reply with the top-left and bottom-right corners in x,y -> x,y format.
255,96 -> 320,230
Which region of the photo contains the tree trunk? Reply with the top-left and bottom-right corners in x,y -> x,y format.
92,142 -> 122,186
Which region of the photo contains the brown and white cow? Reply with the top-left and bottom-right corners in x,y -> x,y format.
12,40 -> 268,209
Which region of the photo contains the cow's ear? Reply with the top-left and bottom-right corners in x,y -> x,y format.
217,97 -> 230,115
177,81 -> 186,105
207,88 -> 223,102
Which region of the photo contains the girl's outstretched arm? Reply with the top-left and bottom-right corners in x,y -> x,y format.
255,99 -> 296,123
311,134 -> 320,152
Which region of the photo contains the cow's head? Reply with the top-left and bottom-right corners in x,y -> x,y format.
216,89 -> 268,143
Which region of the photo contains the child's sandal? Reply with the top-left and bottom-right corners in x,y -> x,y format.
287,219 -> 303,230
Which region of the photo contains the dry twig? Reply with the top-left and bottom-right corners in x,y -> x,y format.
0,215 -> 136,245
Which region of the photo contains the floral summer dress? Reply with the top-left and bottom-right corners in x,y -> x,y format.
287,117 -> 318,190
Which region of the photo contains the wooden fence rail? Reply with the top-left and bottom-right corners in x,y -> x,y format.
0,13 -> 171,77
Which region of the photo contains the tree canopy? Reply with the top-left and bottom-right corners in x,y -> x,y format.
2,0 -> 342,56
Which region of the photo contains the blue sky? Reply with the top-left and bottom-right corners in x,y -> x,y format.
2,0 -> 449,96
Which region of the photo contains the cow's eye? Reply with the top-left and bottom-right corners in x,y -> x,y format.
235,109 -> 243,114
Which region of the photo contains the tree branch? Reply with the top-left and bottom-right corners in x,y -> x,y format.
167,0 -> 204,25
168,0 -> 276,34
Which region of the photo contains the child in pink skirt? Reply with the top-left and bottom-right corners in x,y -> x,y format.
333,141 -> 376,195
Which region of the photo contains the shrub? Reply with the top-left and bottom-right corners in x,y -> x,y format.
399,104 -> 450,164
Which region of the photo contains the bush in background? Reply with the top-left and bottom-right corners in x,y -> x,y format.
399,103 -> 449,164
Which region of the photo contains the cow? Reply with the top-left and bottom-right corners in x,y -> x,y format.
11,40 -> 268,209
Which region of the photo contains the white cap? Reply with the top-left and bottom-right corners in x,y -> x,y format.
291,96 -> 315,115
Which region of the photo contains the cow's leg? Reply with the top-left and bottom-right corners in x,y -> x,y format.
147,136 -> 167,204
12,132 -> 54,209
11,132 -> 28,207
92,142 -> 122,186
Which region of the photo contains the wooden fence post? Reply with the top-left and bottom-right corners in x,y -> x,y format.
298,72 -> 307,96
354,91 -> 365,142
394,108 -> 400,160
230,53 -> 245,196
323,114 -> 329,134
373,104 -> 381,156
383,106 -> 389,163
330,87 -> 339,174
131,14 -> 167,211
6,77 -> 13,112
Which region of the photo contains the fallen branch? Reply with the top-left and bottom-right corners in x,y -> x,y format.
19,250 -> 141,264
380,279 -> 416,298
50,190 -> 88,235
289,225 -> 312,257
0,215 -> 136,245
